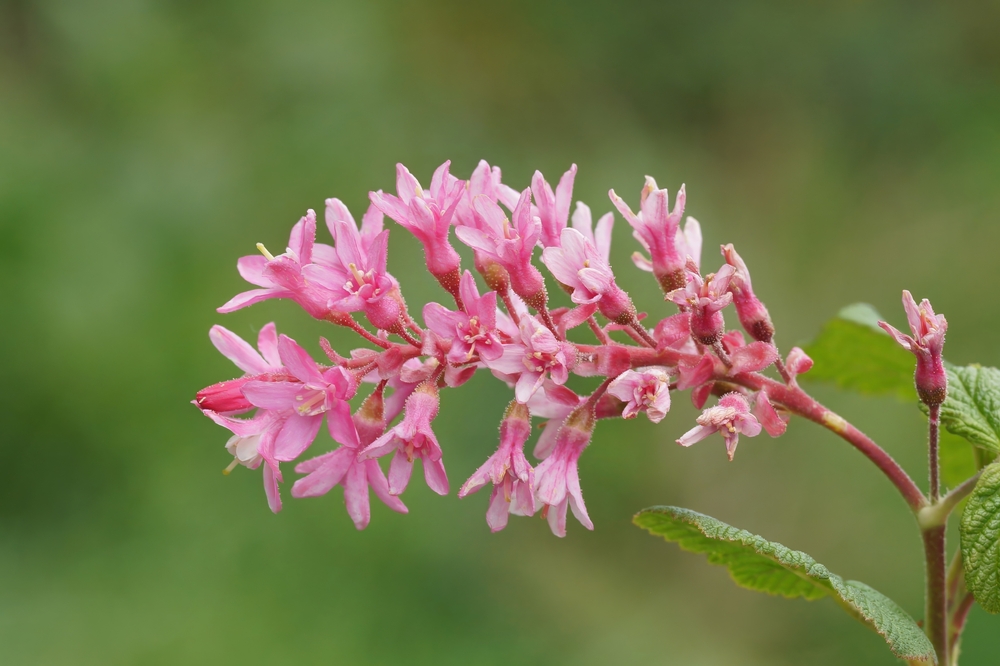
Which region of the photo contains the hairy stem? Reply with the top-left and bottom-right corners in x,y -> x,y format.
929,404 -> 941,502
587,317 -> 611,344
949,593 -> 975,666
628,321 -> 657,348
923,525 -> 949,664
731,373 -> 927,512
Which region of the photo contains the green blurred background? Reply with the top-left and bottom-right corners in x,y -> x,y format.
2,1 -> 1000,663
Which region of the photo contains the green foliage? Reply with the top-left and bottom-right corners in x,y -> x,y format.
635,507 -> 936,663
802,304 -> 916,399
941,429 -> 978,491
937,364 -> 1000,453
960,463 -> 1000,614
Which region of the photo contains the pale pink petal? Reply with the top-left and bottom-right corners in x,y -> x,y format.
342,462 -> 372,530
210,325 -> 269,374
291,447 -> 354,497
263,463 -> 282,513
241,381 -> 302,410
366,460 -> 408,513
387,449 -> 413,495
274,413 -> 323,461
677,424 -> 715,447
423,456 -> 449,496
547,498 -> 569,538
754,391 -> 787,437
486,487 -> 510,532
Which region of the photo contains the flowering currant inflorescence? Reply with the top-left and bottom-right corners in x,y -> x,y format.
196,159 -> 806,536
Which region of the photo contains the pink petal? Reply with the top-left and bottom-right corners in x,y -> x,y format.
387,449 -> 413,495
291,448 -> 354,497
241,381 -> 302,410
263,463 -> 282,513
754,391 -> 787,437
237,255 -> 273,287
209,325 -> 269,375
217,288 -> 290,313
366,460 -> 408,513
274,413 -> 323,461
423,456 -> 450,496
326,400 -> 360,448
677,424 -> 715,447
546,498 -> 568,538
257,323 -> 281,368
486,486 -> 510,532
342,462 -> 372,530
276,335 -> 324,385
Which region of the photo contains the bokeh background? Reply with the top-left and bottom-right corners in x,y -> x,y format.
3,1 -> 1000,664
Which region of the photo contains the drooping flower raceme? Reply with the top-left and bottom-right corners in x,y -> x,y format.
196,161 -> 820,534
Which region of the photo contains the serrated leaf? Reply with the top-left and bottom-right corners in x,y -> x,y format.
802,303 -> 916,399
937,364 -> 1000,452
960,462 -> 1000,613
635,506 -> 935,663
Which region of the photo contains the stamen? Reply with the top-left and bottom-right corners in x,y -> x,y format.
222,459 -> 239,475
256,243 -> 275,261
348,262 -> 366,285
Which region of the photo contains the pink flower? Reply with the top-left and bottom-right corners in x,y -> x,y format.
533,405 -> 595,537
456,189 -> 547,307
241,335 -> 359,461
541,227 -> 636,324
292,385 -> 408,530
360,381 -> 449,496
532,165 -> 577,248
677,393 -> 762,461
218,210 -> 341,319
459,401 -> 535,532
721,244 -> 774,343
610,177 -> 701,292
879,291 -> 948,406
305,202 -> 404,332
370,162 -> 465,290
607,368 -> 672,423
484,316 -> 577,404
203,408 -> 285,513
666,266 -> 735,345
195,323 -> 286,414
422,271 -> 503,364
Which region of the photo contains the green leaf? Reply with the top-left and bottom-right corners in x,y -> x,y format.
960,462 -> 1000,613
635,506 -> 935,663
940,429 -> 977,491
937,364 -> 1000,453
802,303 -> 915,399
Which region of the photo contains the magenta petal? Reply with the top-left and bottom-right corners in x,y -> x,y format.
342,463 -> 372,530
274,413 -> 323,461
387,450 -> 414,495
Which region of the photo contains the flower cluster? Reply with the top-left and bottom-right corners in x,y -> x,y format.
196,160 -> 808,536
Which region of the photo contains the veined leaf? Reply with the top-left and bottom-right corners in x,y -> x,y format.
960,462 -> 1000,613
635,506 -> 935,663
937,364 -> 1000,453
802,303 -> 915,399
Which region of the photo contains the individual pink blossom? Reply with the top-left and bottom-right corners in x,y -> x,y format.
541,227 -> 637,324
203,408 -> 285,513
453,160 -> 504,228
607,368 -> 672,423
666,265 -> 735,345
240,335 -> 359,461
422,271 -> 503,364
879,291 -> 948,406
785,347 -> 813,380
532,164 -> 577,248
677,392 -> 762,461
360,381 -> 449,496
610,177 -> 701,293
721,244 -> 774,343
571,201 -> 614,263
324,198 -> 387,263
292,384 -> 407,530
459,401 -> 535,532
195,323 -> 287,414
370,162 -> 465,297
484,316 -> 577,404
533,404 -> 595,537
218,210 -> 341,319
456,189 -> 547,308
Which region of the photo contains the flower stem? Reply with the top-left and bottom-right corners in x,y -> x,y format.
929,404 -> 941,502
923,524 -> 949,665
731,373 -> 926,512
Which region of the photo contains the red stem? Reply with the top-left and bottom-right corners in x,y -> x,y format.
730,373 -> 927,512
923,525 -> 949,664
929,404 -> 941,502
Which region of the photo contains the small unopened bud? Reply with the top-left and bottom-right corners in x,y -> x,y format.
195,377 -> 254,414
721,244 -> 774,343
